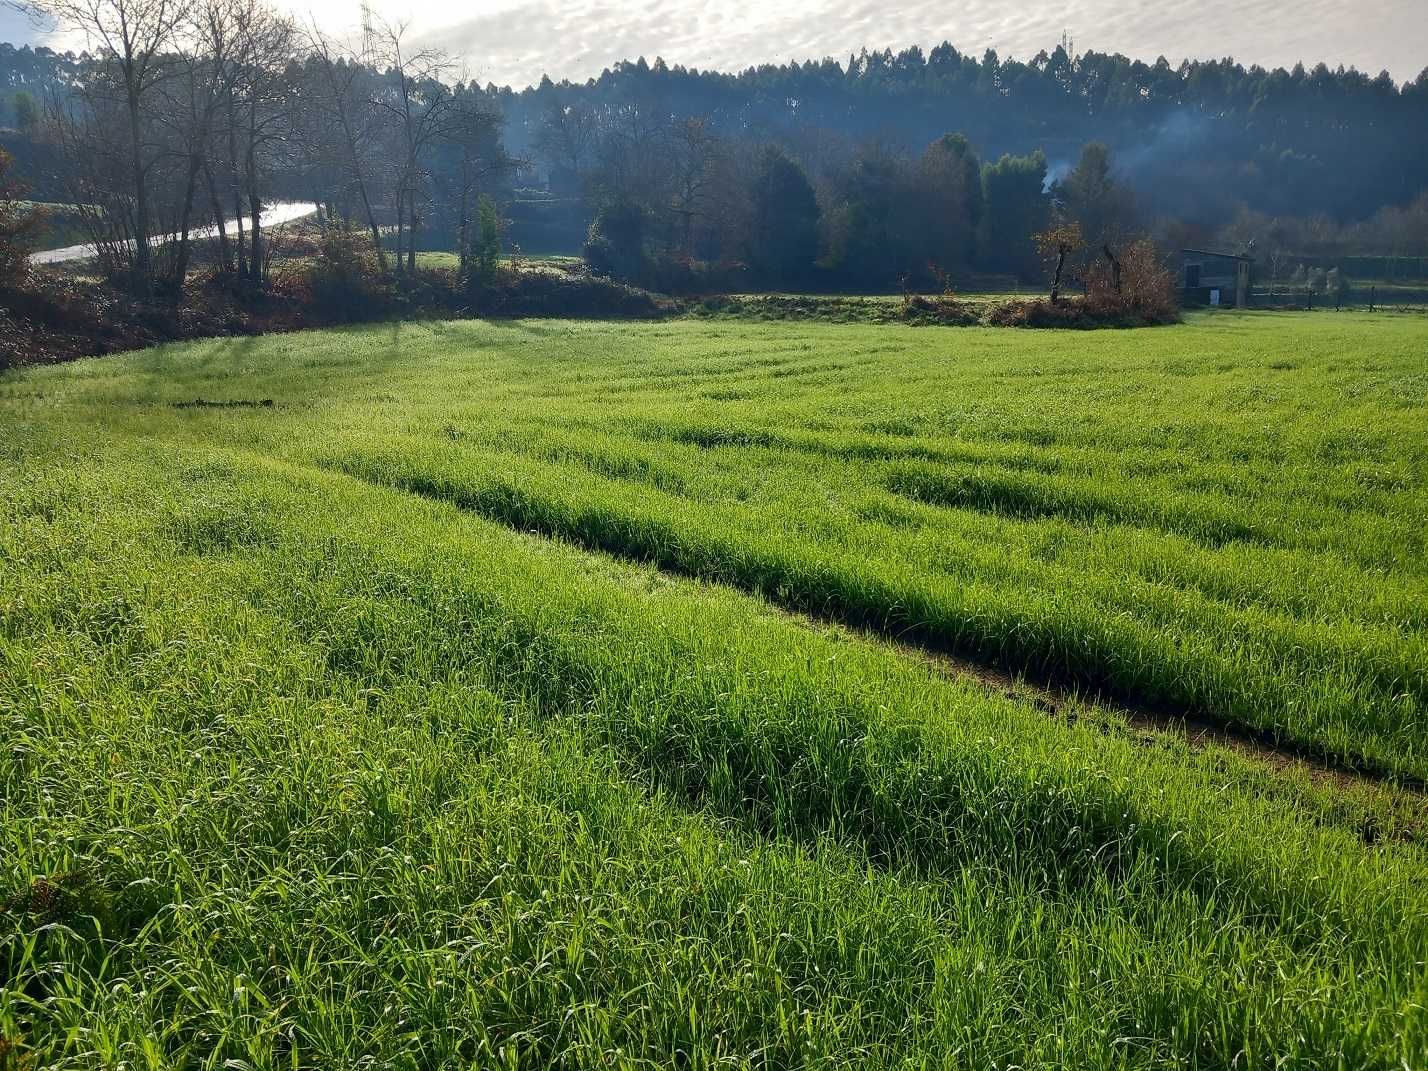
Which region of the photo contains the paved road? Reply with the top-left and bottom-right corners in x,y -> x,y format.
30,202 -> 318,264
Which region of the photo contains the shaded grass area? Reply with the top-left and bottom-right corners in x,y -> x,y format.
3,313 -> 1428,1064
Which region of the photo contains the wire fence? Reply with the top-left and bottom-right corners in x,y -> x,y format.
1250,285 -> 1428,312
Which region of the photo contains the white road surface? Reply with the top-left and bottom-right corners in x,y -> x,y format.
29,201 -> 318,264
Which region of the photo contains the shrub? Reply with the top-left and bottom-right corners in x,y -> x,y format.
642,252 -> 748,296
987,291 -> 1178,329
986,299 -> 1088,328
464,194 -> 502,289
644,251 -> 701,295
306,225 -> 390,323
898,294 -> 981,326
470,267 -> 667,319
584,199 -> 649,284
1083,239 -> 1180,322
898,266 -> 980,325
0,147 -> 41,288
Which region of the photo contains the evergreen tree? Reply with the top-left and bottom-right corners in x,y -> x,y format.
12,90 -> 38,132
469,195 -> 502,286
980,151 -> 1050,277
918,133 -> 983,271
1055,142 -> 1136,251
747,146 -> 820,287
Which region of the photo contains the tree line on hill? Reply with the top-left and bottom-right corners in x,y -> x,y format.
0,16 -> 1426,302
502,45 -> 1428,221
512,48 -> 1428,292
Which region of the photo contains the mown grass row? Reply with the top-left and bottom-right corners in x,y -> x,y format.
7,428 -> 1427,1065
610,416 -> 1422,566
388,412 -> 1425,632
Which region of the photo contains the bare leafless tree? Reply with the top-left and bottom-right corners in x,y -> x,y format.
160,0 -> 242,282
305,23 -> 388,271
227,0 -> 294,285
8,0 -> 529,294
21,0 -> 190,293
668,117 -> 721,255
369,20 -> 460,271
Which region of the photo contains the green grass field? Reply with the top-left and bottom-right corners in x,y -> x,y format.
2,311 -> 1427,1067
411,251 -> 584,272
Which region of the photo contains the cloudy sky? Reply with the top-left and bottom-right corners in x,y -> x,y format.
3,0 -> 1424,87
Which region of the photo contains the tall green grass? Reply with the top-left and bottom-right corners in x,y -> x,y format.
3,312 -> 1427,1065
128,312 -> 1418,777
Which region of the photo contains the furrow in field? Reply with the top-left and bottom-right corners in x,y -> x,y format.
417,421 -> 1426,632
881,636 -> 1423,807
237,446 -> 1428,882
323,453 -> 1427,795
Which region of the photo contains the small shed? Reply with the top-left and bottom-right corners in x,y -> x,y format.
1182,249 -> 1252,308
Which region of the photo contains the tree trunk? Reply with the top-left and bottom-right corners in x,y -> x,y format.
171,152 -> 205,295
1050,246 -> 1068,304
358,182 -> 386,273
246,182 -> 261,284
234,193 -> 247,278
203,161 -> 233,273
246,101 -> 263,287
125,80 -> 151,295
406,192 -> 417,272
394,192 -> 405,273
457,182 -> 469,273
1102,244 -> 1122,294
249,190 -> 263,285
228,101 -> 246,280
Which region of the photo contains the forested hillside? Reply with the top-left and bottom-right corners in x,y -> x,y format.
7,38 -> 1427,221
499,45 -> 1428,224
3,34 -> 1426,294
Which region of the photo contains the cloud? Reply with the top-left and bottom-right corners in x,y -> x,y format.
7,0 -> 1424,87
0,6 -> 46,46
411,0 -> 1426,87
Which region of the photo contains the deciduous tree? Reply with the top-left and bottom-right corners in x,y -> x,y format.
1035,220 -> 1083,303
22,0 -> 191,293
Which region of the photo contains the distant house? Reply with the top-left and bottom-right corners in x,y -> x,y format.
1182,249 -> 1252,308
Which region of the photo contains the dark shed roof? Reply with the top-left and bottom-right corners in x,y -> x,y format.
1182,248 -> 1254,262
